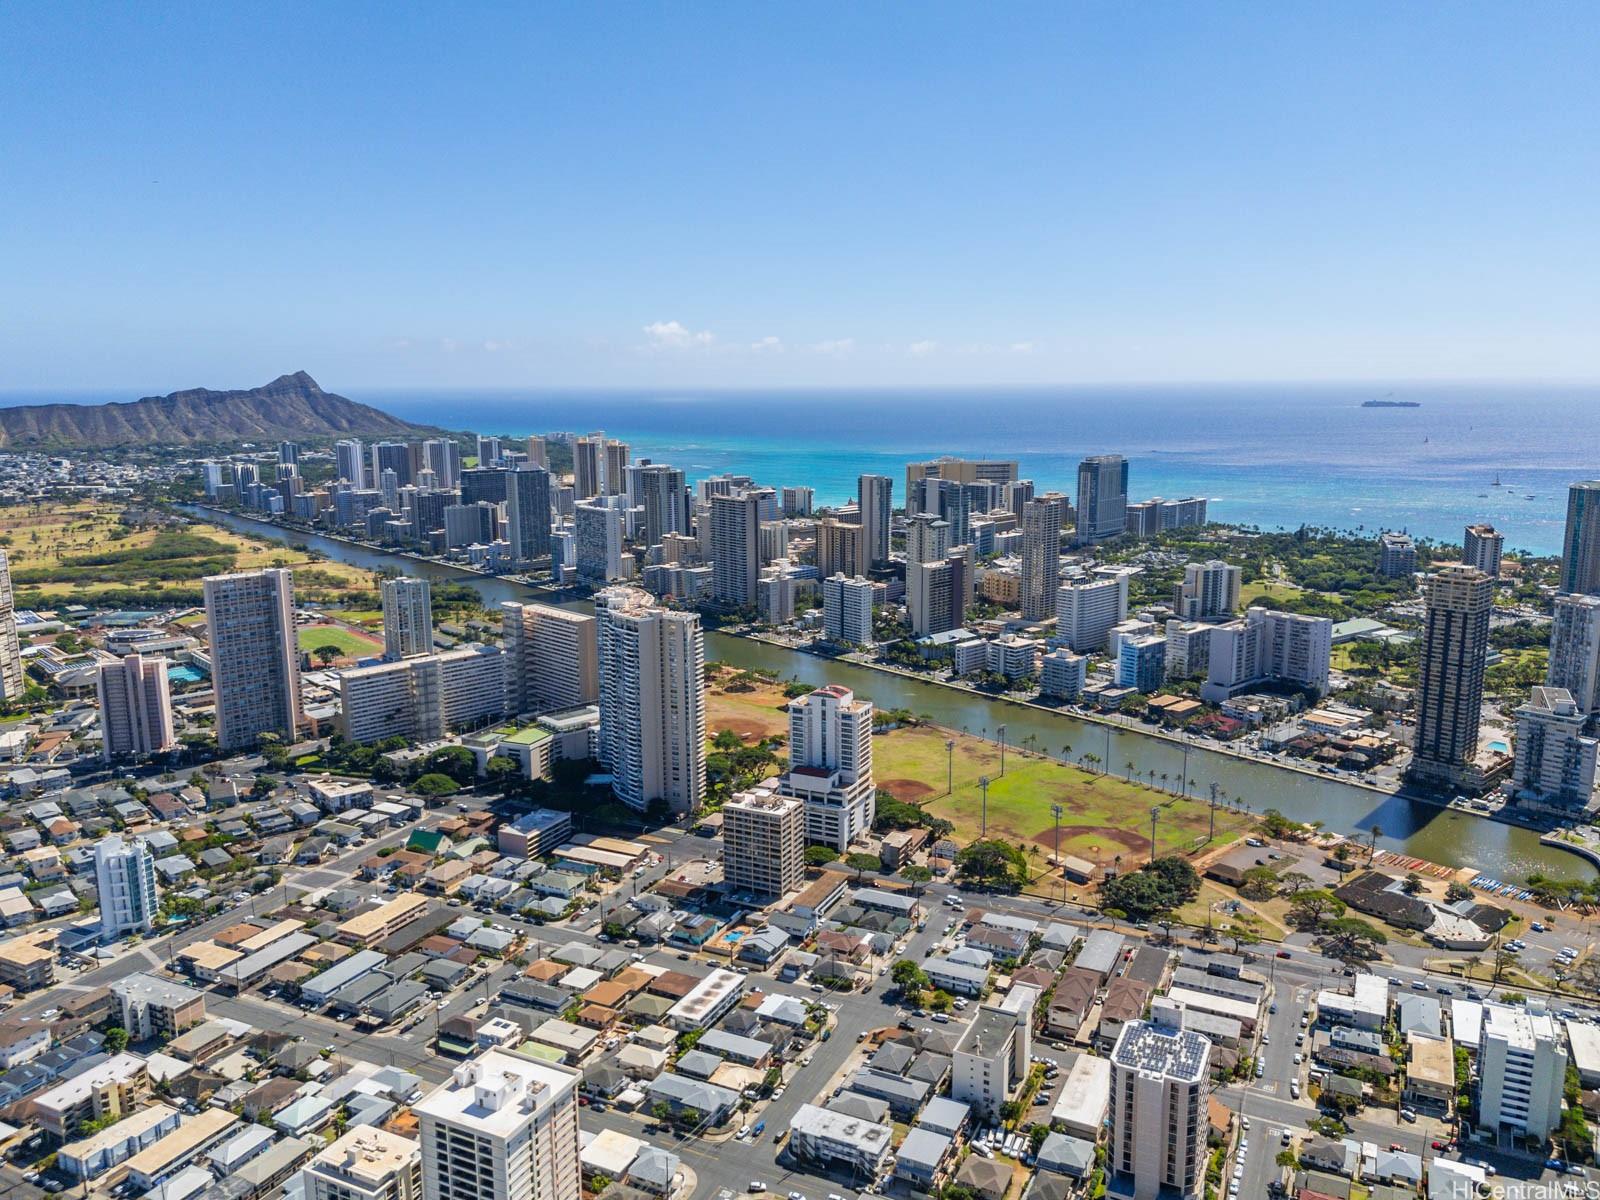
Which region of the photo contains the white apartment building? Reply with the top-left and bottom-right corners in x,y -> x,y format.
1108,1005 -> 1210,1200
0,550 -> 25,702
382,576 -> 434,661
822,574 -> 876,646
781,685 -> 875,851
338,645 -> 506,744
416,1051 -> 581,1200
1040,649 -> 1087,700
1479,1002 -> 1566,1139
96,833 -> 158,940
951,988 -> 1035,1122
1173,560 -> 1240,622
1201,606 -> 1332,703
97,653 -> 176,761
1546,592 -> 1600,714
595,587 -> 706,816
306,1124 -> 422,1200
501,602 -> 598,713
334,439 -> 366,487
1513,686 -> 1598,809
1163,621 -> 1214,681
203,568 -> 302,751
1055,571 -> 1131,654
722,790 -> 805,900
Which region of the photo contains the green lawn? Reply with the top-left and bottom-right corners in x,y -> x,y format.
1239,578 -> 1304,606
297,625 -> 382,658
876,724 -> 1250,868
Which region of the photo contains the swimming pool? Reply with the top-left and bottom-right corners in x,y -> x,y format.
167,664 -> 205,684
1488,739 -> 1509,753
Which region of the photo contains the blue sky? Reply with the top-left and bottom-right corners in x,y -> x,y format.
3,3 -> 1597,392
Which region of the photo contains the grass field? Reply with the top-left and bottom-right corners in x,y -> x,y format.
876,724 -> 1251,868
1239,578 -> 1305,606
298,624 -> 383,659
705,673 -> 792,743
1,501 -> 375,608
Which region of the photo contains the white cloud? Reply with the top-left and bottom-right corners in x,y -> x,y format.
751,335 -> 783,353
813,338 -> 855,355
483,340 -> 508,353
644,320 -> 715,349
908,339 -> 938,356
1010,341 -> 1034,353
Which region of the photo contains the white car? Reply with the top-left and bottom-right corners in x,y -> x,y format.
749,1185 -> 766,1194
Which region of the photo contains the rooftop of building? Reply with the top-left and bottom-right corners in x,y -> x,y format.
1110,1017 -> 1210,1083
412,1049 -> 579,1138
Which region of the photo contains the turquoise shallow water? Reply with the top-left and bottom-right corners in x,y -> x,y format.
361,383 -> 1600,556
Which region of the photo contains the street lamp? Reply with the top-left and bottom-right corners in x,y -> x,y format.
979,776 -> 991,840
1051,803 -> 1064,900
1149,806 -> 1161,864
945,739 -> 956,795
997,724 -> 1007,776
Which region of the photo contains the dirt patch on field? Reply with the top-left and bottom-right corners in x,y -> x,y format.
1031,824 -> 1151,862
714,719 -> 775,743
881,779 -> 935,802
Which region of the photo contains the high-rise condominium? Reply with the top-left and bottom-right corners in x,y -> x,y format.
476,435 -> 503,467
1200,605 -> 1332,703
95,833 -> 158,940
382,576 -> 434,661
781,685 -> 875,850
574,431 -> 630,499
1378,531 -> 1418,579
595,587 -> 706,815
1479,1002 -> 1566,1140
97,653 -> 176,761
306,1125 -> 422,1200
338,646 -> 506,744
816,516 -> 864,581
1075,454 -> 1128,545
204,568 -> 301,751
781,486 -> 814,517
423,439 -> 462,489
1174,560 -> 1241,621
501,601 -> 598,713
1019,494 -> 1066,622
1463,523 -> 1504,578
858,474 -> 893,573
277,440 -> 300,467
416,1051 -> 581,1200
1409,564 -> 1493,790
905,456 -> 1019,499
1562,482 -> 1600,595
1055,571 -> 1131,654
722,790 -> 805,900
710,490 -> 768,608
0,550 -> 22,702
574,502 -> 627,583
1547,593 -> 1600,714
525,434 -> 548,468
1512,687 -> 1598,808
910,477 -> 968,548
1108,1005 -> 1210,1200
334,438 -> 366,487
505,464 -> 553,564
822,574 -> 876,646
633,464 -> 690,547
372,441 -> 414,489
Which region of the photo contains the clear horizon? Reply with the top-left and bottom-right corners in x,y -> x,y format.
3,5 -> 1597,390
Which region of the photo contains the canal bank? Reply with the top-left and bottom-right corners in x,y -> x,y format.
178,504 -> 1595,882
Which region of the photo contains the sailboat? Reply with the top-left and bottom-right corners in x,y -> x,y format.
1492,473 -> 1503,487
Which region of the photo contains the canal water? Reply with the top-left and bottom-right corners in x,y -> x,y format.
183,506 -> 1593,881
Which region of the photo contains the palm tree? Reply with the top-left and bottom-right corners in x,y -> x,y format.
1125,759 -> 1136,782
1061,743 -> 1072,765
1368,824 -> 1383,862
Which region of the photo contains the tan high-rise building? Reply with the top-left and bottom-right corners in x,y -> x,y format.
816,516 -> 864,580
1173,560 -> 1241,622
1019,494 -> 1066,622
722,790 -> 805,900
1463,523 -> 1504,578
595,587 -> 706,815
0,550 -> 26,702
203,568 -> 301,751
905,456 -> 1018,499
501,601 -> 598,714
1409,564 -> 1494,791
857,474 -> 893,573
97,653 -> 176,761
416,1051 -> 581,1200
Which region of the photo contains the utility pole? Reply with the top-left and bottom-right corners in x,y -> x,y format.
945,740 -> 955,795
979,776 -> 991,840
1051,804 -> 1064,901
997,725 -> 1007,777
1149,806 -> 1160,865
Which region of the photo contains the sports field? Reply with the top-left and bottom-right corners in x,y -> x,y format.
298,624 -> 383,660
876,723 -> 1251,868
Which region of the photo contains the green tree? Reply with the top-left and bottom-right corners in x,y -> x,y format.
845,852 -> 882,882
901,864 -> 933,894
312,644 -> 343,666
1315,917 -> 1389,966
103,1026 -> 130,1053
412,773 -> 459,797
891,959 -> 929,993
804,845 -> 840,867
955,840 -> 1030,891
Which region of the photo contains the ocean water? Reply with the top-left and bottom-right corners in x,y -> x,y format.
362,383 -> 1600,555
7,382 -> 1598,554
